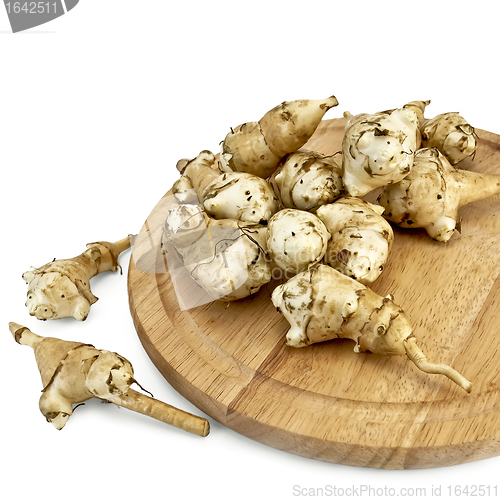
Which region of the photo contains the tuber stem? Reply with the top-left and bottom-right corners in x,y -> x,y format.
109,389 -> 210,437
404,336 -> 472,393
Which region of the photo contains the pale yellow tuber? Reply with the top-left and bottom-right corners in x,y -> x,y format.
404,100 -> 477,165
220,96 -> 339,178
274,150 -> 344,211
316,197 -> 394,284
266,208 -> 330,277
9,322 -> 210,436
378,147 -> 500,242
177,150 -> 279,225
342,107 -> 420,196
23,236 -> 133,321
271,265 -> 472,392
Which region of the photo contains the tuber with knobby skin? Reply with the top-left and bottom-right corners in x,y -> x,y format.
176,150 -> 279,225
271,264 -> 472,393
316,197 -> 394,284
342,107 -> 420,197
378,147 -> 500,242
220,96 -> 339,178
404,100 -> 477,165
8,322 -> 210,436
163,203 -> 272,302
23,236 -> 133,321
274,150 -> 344,211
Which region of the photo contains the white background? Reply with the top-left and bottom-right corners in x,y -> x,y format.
1,1 -> 500,499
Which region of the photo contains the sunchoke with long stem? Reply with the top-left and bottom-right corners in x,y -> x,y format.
271,264 -> 472,392
9,322 -> 210,436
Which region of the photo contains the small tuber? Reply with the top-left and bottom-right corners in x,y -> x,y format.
378,147 -> 500,242
316,197 -> 394,284
176,150 -> 279,225
23,236 -> 133,321
163,202 -> 271,302
271,265 -> 472,392
220,96 -> 339,178
266,208 -> 330,277
404,100 -> 477,165
9,322 -> 210,436
274,150 -> 344,211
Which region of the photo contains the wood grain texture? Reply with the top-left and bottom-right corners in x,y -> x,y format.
128,118 -> 500,469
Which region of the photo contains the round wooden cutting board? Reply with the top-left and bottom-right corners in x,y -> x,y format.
128,118 -> 500,469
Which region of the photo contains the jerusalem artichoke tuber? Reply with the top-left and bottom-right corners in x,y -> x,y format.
342,107 -> 420,196
378,147 -> 500,242
274,150 -> 344,211
266,209 -> 330,277
316,197 -> 394,284
23,236 -> 133,321
9,322 -> 210,436
163,202 -> 271,302
177,150 -> 279,225
220,96 -> 339,178
404,100 -> 477,165
271,265 -> 472,392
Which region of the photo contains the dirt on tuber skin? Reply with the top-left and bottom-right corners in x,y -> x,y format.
220,96 -> 339,178
8,322 -> 210,436
23,236 -> 133,321
271,264 -> 472,393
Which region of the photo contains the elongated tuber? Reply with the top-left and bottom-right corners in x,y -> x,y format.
271,265 -> 472,392
9,322 -> 210,436
177,150 -> 279,225
342,107 -> 420,196
220,96 -> 339,178
266,208 -> 330,277
23,236 -> 133,321
316,197 -> 394,284
274,150 -> 344,211
404,100 -> 477,165
378,147 -> 500,242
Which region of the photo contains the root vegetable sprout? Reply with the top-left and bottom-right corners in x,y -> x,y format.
220,96 -> 339,178
23,236 -> 133,321
271,264 -> 472,393
378,147 -> 500,242
9,323 -> 210,436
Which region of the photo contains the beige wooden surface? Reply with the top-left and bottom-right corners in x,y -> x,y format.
128,118 -> 500,469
